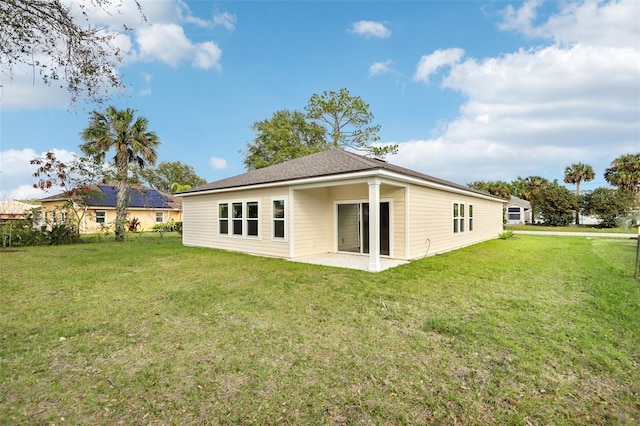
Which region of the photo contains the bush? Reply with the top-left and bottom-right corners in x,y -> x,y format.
152,221 -> 182,235
1,220 -> 79,247
499,230 -> 514,240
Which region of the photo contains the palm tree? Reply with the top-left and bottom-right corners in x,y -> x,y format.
80,106 -> 160,241
605,153 -> 640,207
563,162 -> 595,225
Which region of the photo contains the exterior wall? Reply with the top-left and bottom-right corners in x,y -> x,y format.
182,187 -> 290,258
40,201 -> 180,234
291,187 -> 332,257
505,205 -> 530,224
407,185 -> 504,260
181,179 -> 503,262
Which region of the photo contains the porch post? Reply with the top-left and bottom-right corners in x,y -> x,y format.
368,178 -> 381,272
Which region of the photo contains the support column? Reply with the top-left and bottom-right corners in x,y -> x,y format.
368,178 -> 381,272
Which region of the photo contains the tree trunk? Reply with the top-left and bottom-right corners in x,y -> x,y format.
115,144 -> 128,241
575,181 -> 581,225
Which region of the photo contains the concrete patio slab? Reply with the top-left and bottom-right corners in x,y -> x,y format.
290,253 -> 408,272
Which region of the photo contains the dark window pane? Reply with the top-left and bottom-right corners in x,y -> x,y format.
273,200 -> 285,219
469,218 -> 474,232
232,203 -> 242,218
219,203 -> 228,218
248,202 -> 258,219
219,220 -> 228,234
233,219 -> 242,235
453,219 -> 458,233
247,220 -> 258,236
274,220 -> 285,238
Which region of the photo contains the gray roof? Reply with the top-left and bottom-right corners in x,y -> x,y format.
180,149 -> 501,200
507,195 -> 531,209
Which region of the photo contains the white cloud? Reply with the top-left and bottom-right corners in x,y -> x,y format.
210,157 -> 229,170
413,48 -> 465,83
213,12 -> 237,30
135,24 -> 222,70
369,60 -> 395,76
400,0 -> 640,186
348,21 -> 391,39
0,148 -> 78,201
499,0 -> 639,48
136,24 -> 195,67
193,42 -> 223,70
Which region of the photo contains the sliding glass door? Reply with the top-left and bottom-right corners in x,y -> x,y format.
337,202 -> 389,256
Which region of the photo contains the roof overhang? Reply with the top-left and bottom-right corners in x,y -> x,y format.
180,169 -> 506,203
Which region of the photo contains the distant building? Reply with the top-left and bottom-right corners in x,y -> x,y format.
39,184 -> 182,233
505,196 -> 531,224
0,200 -> 39,222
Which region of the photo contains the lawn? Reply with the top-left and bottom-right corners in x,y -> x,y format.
505,224 -> 637,234
1,234 -> 638,425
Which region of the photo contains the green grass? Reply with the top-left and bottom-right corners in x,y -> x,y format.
505,224 -> 637,233
1,234 -> 639,425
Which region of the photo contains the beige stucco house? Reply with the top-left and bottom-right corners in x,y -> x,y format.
179,149 -> 506,272
39,184 -> 182,233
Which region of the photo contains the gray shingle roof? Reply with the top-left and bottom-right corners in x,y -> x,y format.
181,149 -> 500,199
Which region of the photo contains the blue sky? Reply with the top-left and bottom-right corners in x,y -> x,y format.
1,0 -> 639,201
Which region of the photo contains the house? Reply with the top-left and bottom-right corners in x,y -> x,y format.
505,196 -> 531,225
0,200 -> 39,222
178,149 -> 506,272
39,184 -> 182,233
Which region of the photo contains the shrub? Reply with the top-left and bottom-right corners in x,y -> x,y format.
152,221 -> 182,234
499,230 -> 514,240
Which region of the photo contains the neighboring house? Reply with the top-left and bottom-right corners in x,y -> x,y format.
39,184 -> 182,233
0,200 -> 39,222
505,196 -> 531,224
179,149 -> 506,272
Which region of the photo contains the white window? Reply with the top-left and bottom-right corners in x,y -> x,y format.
232,202 -> 243,236
468,204 -> 474,232
247,202 -> 259,237
155,211 -> 164,223
96,211 -> 106,224
453,203 -> 465,234
507,207 -> 521,221
273,199 -> 285,239
219,201 -> 260,238
219,203 -> 229,235
60,211 -> 66,224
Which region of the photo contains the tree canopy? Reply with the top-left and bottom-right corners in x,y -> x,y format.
467,180 -> 514,199
1,0 -> 143,104
581,187 -> 634,228
604,153 -> 640,204
536,181 -> 578,226
138,161 -> 207,193
242,89 -> 397,170
306,88 -> 398,158
80,106 -> 159,241
242,110 -> 329,170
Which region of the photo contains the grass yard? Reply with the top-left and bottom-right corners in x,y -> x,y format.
1,234 -> 639,425
505,224 -> 637,234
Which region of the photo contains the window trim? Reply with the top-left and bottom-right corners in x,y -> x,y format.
468,204 -> 474,232
272,198 -> 286,240
453,202 -> 465,235
219,200 -> 260,239
95,210 -> 107,224
218,202 -> 229,235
